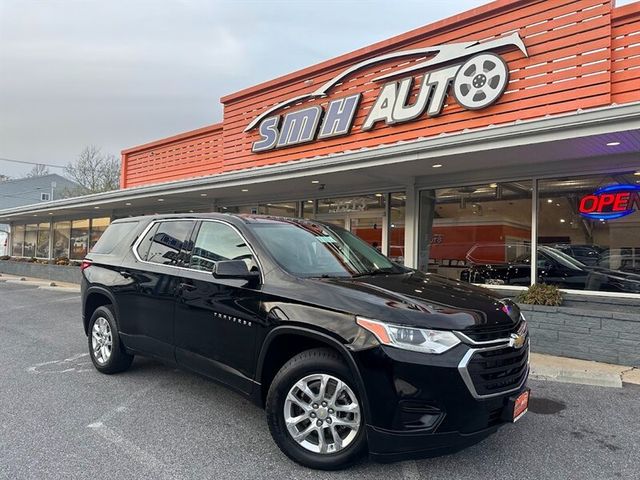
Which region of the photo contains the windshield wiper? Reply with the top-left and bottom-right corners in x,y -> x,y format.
351,268 -> 398,278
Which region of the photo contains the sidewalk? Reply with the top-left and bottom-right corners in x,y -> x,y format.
0,272 -> 81,293
530,352 -> 639,388
1,272 -> 638,388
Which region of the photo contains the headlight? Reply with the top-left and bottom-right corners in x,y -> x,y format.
356,317 -> 461,354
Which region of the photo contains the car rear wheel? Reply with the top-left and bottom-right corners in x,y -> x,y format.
88,305 -> 133,374
266,348 -> 366,470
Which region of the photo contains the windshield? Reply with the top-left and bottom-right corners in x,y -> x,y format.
249,221 -> 405,278
540,246 -> 587,271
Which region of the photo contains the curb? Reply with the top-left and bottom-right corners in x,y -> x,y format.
530,353 -> 639,389
529,368 -> 623,388
0,275 -> 81,293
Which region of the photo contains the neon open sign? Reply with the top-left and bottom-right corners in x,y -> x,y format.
579,185 -> 640,220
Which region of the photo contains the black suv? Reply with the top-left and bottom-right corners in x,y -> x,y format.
82,214 -> 530,470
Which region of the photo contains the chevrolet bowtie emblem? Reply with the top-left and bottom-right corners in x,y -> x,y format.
509,333 -> 526,349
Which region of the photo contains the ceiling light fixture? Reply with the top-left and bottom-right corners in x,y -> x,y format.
94,206 -> 100,209
634,171 -> 640,176
606,141 -> 621,146
157,198 -> 164,202
241,189 -> 249,192
200,193 -> 207,197
547,199 -> 553,203
489,183 -> 498,188
125,202 -> 132,206
560,219 -> 566,223
432,164 -> 443,168
311,180 -> 320,184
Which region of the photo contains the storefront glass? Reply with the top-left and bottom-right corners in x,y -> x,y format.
316,194 -> 387,250
90,217 -> 110,250
24,224 -> 37,258
302,200 -> 315,219
70,219 -> 89,260
537,174 -> 640,294
419,181 -> 532,284
53,221 -> 71,259
258,202 -> 298,217
36,222 -> 50,258
389,192 -> 406,263
11,225 -> 25,256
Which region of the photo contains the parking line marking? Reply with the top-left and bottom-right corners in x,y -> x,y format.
401,460 -> 421,480
2,294 -> 80,312
87,422 -> 175,479
27,353 -> 90,374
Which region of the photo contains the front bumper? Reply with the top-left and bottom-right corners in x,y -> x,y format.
352,340 -> 529,460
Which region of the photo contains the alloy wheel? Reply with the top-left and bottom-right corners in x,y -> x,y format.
284,373 -> 361,454
91,317 -> 113,365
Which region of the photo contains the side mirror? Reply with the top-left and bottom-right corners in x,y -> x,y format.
212,260 -> 260,283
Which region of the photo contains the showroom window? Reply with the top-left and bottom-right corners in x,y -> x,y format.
537,174 -> 640,294
258,202 -> 298,217
302,200 -> 315,219
11,225 -> 25,256
90,217 -> 110,250
418,181 -> 532,284
70,219 -> 90,260
36,222 -> 50,258
316,194 -> 387,251
389,192 -> 406,263
24,224 -> 37,258
53,221 -> 71,259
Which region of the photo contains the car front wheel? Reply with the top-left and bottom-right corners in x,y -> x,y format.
266,348 -> 366,470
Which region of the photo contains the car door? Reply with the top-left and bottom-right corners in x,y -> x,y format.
174,220 -> 263,395
116,219 -> 196,362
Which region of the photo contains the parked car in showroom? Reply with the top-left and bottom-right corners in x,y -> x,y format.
81,214 -> 530,470
461,245 -> 640,293
550,244 -> 605,266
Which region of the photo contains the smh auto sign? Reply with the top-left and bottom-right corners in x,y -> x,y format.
246,33 -> 528,153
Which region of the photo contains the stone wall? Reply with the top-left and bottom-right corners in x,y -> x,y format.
0,261 -> 81,284
520,303 -> 640,367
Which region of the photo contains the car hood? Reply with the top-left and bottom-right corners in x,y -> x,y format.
304,270 -> 520,331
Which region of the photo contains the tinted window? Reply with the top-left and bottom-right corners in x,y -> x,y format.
145,221 -> 194,266
91,222 -> 138,255
190,222 -> 253,272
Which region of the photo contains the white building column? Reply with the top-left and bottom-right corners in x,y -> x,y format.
404,180 -> 418,269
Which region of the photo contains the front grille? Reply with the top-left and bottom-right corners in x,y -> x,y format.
463,320 -> 522,343
466,342 -> 529,396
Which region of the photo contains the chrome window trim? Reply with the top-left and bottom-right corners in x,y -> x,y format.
457,342 -> 530,400
131,218 -> 265,285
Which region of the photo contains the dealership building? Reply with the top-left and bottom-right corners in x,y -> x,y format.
2,0 -> 640,324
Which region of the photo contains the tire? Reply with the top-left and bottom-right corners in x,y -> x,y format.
87,305 -> 133,374
266,348 -> 366,470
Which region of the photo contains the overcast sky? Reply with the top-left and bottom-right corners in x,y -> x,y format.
0,0 -> 635,178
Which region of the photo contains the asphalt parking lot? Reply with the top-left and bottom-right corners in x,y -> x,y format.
1,281 -> 639,480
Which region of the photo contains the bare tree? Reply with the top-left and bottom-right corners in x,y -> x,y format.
64,146 -> 120,195
25,164 -> 50,177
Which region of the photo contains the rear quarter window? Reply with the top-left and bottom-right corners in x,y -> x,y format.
90,221 -> 139,255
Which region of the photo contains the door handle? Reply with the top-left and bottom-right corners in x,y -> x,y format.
119,271 -> 132,279
179,282 -> 196,292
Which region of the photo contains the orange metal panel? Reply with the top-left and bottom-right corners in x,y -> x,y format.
120,0 -> 640,189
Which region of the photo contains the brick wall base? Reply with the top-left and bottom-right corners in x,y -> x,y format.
519,304 -> 640,367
